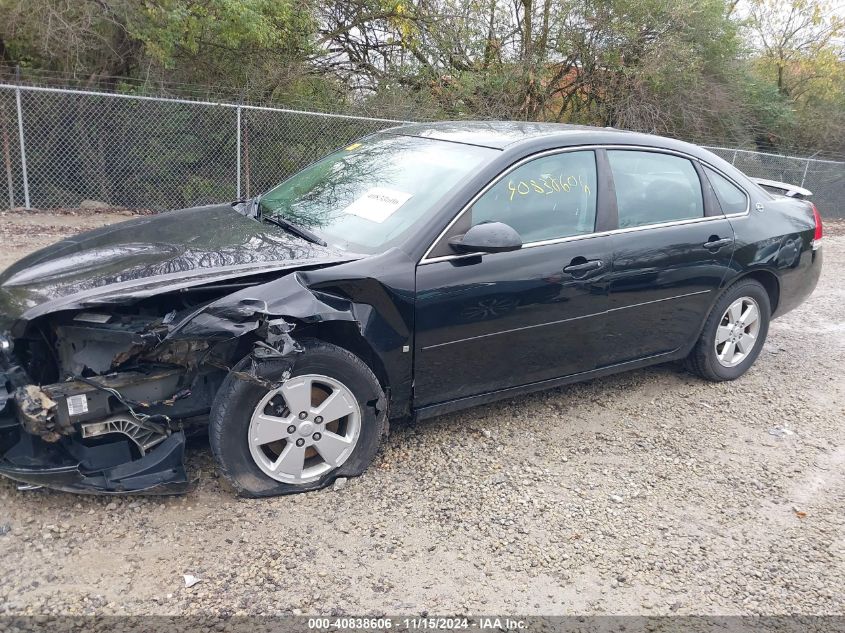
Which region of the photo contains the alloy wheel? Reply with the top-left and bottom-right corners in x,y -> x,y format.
247,374 -> 361,484
715,296 -> 761,368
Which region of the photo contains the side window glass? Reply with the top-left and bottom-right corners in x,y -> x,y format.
608,151 -> 704,228
468,150 -> 597,243
705,166 -> 748,214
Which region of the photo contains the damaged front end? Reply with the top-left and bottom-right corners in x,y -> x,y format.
0,242 -> 412,496
0,315 -> 197,494
0,199 -> 418,496
0,287 -> 304,495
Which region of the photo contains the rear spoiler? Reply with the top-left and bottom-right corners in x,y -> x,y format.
751,177 -> 812,199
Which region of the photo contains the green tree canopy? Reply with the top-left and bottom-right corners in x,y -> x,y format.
1,0 -> 842,155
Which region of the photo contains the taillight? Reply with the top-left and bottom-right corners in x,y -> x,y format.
812,203 -> 823,250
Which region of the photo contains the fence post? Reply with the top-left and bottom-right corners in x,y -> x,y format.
236,106 -> 242,200
1,101 -> 15,209
14,87 -> 30,209
800,158 -> 811,188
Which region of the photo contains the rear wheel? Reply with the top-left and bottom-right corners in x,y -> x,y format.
686,279 -> 771,381
210,339 -> 387,497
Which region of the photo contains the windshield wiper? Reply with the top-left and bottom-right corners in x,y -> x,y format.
259,208 -> 327,247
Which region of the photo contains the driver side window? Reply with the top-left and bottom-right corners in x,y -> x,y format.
469,150 -> 598,243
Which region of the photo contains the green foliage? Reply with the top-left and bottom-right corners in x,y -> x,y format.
1,0 -> 842,155
129,0 -> 315,68
0,0 -> 314,98
741,0 -> 845,152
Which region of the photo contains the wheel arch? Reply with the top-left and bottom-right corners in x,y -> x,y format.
731,269 -> 780,316
686,270 -> 774,381
295,321 -> 391,395
685,268 -> 780,357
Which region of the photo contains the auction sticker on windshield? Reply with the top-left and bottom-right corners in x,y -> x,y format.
343,187 -> 413,223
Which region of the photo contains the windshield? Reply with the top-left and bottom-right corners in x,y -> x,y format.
257,134 -> 497,254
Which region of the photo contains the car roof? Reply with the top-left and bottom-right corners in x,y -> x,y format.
383,120 -> 703,154
380,120 -> 754,188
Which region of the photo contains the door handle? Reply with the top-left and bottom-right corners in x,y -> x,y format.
703,237 -> 733,250
563,259 -> 603,274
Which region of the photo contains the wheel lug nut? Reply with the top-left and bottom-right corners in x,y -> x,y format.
287,425 -> 296,434
298,411 -> 308,420
315,416 -> 323,424
312,432 -> 322,441
295,438 -> 305,447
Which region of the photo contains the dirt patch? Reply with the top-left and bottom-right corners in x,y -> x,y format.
0,209 -> 140,271
824,217 -> 845,237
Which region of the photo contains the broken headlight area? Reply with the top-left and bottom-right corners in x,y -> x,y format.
0,357 -> 219,494
0,293 -> 301,495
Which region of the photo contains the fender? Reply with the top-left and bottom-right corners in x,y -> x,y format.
167,248 -> 417,418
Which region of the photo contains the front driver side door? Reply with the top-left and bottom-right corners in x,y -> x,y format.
413,149 -> 614,408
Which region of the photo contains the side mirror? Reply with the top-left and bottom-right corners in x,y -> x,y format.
448,222 -> 522,254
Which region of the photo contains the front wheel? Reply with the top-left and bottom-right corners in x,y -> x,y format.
210,339 -> 387,497
686,279 -> 771,382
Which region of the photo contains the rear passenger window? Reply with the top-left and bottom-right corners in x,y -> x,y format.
705,166 -> 748,214
469,150 -> 597,242
608,151 -> 704,228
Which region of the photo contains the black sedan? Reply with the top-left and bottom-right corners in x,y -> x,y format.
0,122 -> 824,496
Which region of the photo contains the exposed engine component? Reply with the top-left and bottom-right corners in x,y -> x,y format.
9,366 -> 218,444
56,313 -> 164,375
14,384 -> 60,441
54,312 -> 208,375
81,415 -> 169,455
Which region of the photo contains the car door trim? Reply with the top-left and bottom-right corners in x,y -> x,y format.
421,312 -> 594,350
421,215 -> 729,265
420,289 -> 711,350
419,144 -> 750,265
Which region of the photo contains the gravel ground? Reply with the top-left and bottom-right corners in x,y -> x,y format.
0,208 -> 141,271
0,210 -> 843,617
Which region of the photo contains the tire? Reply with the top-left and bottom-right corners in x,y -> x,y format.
686,279 -> 771,382
210,338 -> 387,497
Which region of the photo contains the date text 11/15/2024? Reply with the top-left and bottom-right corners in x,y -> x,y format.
306,617 -> 527,630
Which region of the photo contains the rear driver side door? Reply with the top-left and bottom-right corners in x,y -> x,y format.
597,149 -> 736,366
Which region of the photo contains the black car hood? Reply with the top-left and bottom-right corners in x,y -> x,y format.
0,203 -> 358,329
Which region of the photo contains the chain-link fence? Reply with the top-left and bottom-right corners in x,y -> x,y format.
1,83 -> 843,217
702,146 -> 844,219
0,84 -> 404,212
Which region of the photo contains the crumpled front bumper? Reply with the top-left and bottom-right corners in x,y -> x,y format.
0,353 -> 189,495
0,430 -> 189,495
